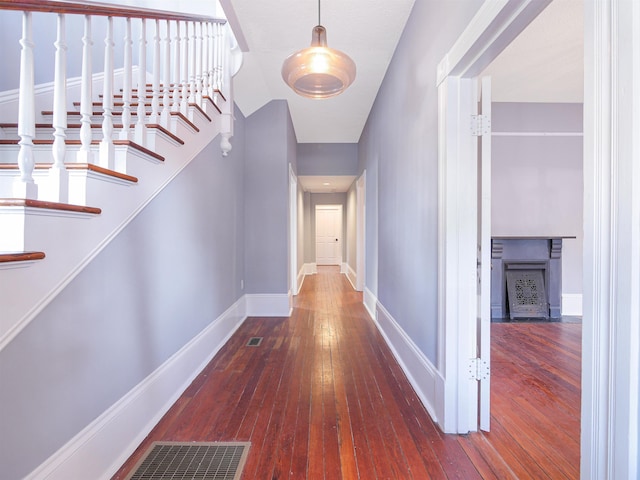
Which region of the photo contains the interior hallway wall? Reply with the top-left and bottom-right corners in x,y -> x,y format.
244,100 -> 297,295
357,0 -> 484,364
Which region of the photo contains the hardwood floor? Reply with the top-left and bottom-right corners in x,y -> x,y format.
112,267 -> 580,479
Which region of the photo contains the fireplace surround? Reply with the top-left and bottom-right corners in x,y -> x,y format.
490,236 -> 575,319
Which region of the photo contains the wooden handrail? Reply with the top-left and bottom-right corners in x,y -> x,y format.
0,0 -> 226,24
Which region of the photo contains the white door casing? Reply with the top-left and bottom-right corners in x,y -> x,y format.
289,165 -> 298,296
477,76 -> 492,431
356,171 -> 366,291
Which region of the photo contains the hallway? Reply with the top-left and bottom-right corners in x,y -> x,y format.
113,267 -> 580,479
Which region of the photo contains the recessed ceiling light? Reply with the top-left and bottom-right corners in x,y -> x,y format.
323,182 -> 331,186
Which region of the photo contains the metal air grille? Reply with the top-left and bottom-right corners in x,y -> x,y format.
125,442 -> 250,480
506,269 -> 549,319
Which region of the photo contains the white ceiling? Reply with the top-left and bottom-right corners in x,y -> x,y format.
482,0 -> 583,103
221,0 -> 583,192
223,0 -> 416,144
298,175 -> 357,193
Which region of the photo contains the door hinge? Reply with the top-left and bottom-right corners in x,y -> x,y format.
471,114 -> 491,136
468,357 -> 490,381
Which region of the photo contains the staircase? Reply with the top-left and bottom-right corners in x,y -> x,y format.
0,1 -> 239,350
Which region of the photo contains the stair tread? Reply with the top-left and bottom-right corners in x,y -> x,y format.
0,163 -> 138,183
0,251 -> 46,263
0,198 -> 101,215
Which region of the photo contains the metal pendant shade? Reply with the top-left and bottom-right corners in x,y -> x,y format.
281,2 -> 356,99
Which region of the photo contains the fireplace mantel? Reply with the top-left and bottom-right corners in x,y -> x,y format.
490,236 -> 575,319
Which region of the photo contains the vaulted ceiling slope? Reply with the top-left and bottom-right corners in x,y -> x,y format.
222,0 -> 416,144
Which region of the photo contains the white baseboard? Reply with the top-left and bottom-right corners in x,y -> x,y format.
562,293 -> 583,316
363,287 -> 377,321
244,293 -> 292,317
26,297 -> 246,480
374,301 -> 440,423
304,262 -> 317,275
296,268 -> 305,295
344,263 -> 357,289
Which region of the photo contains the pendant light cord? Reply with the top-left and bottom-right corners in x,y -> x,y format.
318,0 -> 321,25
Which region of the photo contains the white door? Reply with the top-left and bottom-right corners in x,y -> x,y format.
316,205 -> 342,265
477,76 -> 492,431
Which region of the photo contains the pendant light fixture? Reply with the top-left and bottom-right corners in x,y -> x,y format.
281,0 -> 356,99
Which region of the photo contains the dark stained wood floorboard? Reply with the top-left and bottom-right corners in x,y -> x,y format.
112,267 -> 581,479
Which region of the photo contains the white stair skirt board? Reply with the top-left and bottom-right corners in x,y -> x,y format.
561,294 -> 583,316
25,298 -> 246,480
244,294 -> 292,317
374,301 -> 441,427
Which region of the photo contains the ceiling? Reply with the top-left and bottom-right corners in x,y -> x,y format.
222,0 -> 416,144
220,0 -> 583,192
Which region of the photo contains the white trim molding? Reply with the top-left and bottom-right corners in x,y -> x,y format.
304,262 -> 317,275
296,266 -> 306,295
244,293 -> 292,317
344,263 -> 357,290
363,287 -> 377,322
26,297 -> 246,480
374,302 -> 441,423
582,1 -> 640,478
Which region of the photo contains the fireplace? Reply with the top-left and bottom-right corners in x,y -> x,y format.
490,237 -> 574,319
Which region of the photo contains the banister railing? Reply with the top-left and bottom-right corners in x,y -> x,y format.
0,0 -> 233,203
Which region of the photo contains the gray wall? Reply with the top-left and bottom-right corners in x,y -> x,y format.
491,102 -> 583,295
0,116 -> 246,479
244,100 -> 296,294
297,143 -> 358,176
357,0 -> 483,363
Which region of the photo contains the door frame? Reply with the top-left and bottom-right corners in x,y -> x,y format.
437,0 -> 640,477
289,165 -> 298,298
356,171 -> 366,291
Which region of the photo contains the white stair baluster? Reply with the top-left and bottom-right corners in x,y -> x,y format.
77,15 -> 93,164
120,17 -> 132,140
48,13 -> 69,203
171,20 -> 181,112
202,22 -> 210,100
195,21 -> 203,105
188,21 -> 196,104
99,16 -> 115,169
214,23 -> 223,93
15,11 -> 37,199
180,21 -> 189,115
161,19 -> 171,127
134,18 -> 147,146
149,18 -> 160,124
